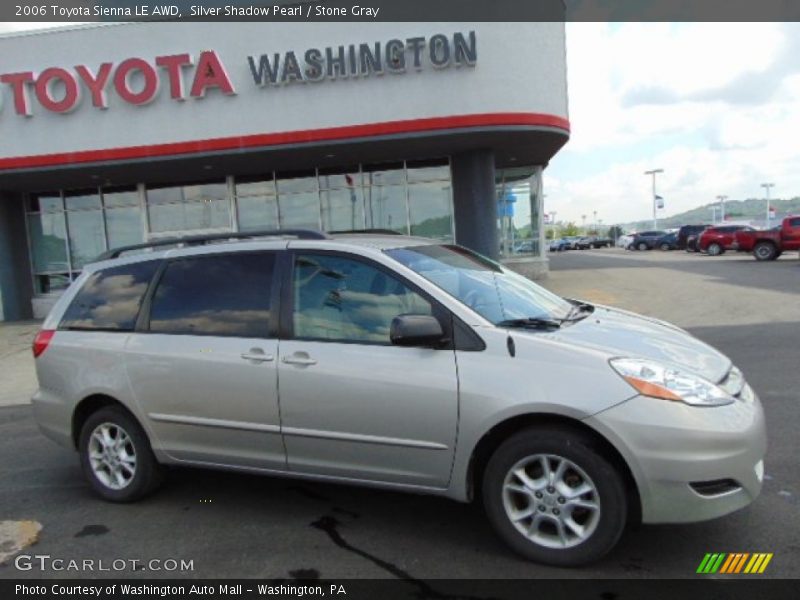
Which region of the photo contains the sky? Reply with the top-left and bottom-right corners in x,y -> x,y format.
1,22 -> 797,227
546,22 -> 800,226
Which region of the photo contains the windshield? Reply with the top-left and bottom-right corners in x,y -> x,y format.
385,245 -> 575,325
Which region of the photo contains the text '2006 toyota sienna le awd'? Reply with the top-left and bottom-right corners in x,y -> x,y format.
31,230 -> 766,566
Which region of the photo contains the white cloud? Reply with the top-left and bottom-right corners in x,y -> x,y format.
547,23 -> 800,225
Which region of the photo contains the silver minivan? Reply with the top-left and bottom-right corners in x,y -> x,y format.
31,231 -> 766,566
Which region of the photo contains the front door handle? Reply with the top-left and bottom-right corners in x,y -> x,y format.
241,348 -> 275,363
282,353 -> 317,366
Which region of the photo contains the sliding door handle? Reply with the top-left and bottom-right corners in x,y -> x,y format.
241,348 -> 275,363
282,354 -> 317,366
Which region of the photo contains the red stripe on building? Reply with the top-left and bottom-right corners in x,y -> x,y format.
0,112 -> 570,171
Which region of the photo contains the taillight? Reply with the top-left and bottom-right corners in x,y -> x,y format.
32,330 -> 55,358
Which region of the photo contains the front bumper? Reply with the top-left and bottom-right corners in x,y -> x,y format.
585,391 -> 766,524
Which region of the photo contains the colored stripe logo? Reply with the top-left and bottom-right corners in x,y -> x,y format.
697,553 -> 773,574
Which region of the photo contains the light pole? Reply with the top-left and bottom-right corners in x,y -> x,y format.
593,210 -> 597,234
581,214 -> 587,234
761,183 -> 774,226
645,169 -> 664,229
550,211 -> 557,240
716,195 -> 727,222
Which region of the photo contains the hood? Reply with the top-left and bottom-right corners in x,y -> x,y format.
534,305 -> 731,383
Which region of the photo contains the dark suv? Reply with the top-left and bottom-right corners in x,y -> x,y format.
628,231 -> 667,251
677,225 -> 710,252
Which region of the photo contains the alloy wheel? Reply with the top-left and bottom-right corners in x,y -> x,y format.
502,454 -> 601,549
88,422 -> 137,490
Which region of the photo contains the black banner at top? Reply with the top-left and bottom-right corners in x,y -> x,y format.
2,0 -> 800,23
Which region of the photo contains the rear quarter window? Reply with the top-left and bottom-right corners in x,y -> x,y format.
60,260 -> 161,331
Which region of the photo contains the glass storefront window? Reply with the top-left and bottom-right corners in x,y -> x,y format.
237,195 -> 279,231
319,167 -> 362,189
496,166 -> 542,258
279,192 -> 321,230
364,163 -> 405,186
106,207 -> 144,249
102,187 -> 140,208
35,273 -> 72,295
408,182 -> 454,241
407,163 -> 450,183
236,178 -> 276,197
27,160 -> 455,299
146,181 -> 231,233
28,193 -> 62,213
276,171 -> 317,194
64,189 -> 101,211
67,210 -> 105,269
365,185 -> 408,234
28,212 -> 69,273
321,187 -> 366,231
148,199 -> 230,233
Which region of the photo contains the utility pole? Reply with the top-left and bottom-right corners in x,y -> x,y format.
716,195 -> 728,222
645,169 -> 664,229
581,214 -> 586,234
593,210 -> 597,233
761,183 -> 774,226
551,211 -> 557,240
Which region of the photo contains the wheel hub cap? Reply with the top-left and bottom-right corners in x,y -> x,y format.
88,422 -> 137,490
501,453 -> 601,549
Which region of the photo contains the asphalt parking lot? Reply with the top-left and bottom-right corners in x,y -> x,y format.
1,248 -> 798,580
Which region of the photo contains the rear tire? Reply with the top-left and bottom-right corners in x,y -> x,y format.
753,241 -> 778,261
659,243 -> 670,251
482,427 -> 628,566
78,406 -> 164,502
707,243 -> 723,256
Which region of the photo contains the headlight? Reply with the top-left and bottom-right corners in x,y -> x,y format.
610,358 -> 735,407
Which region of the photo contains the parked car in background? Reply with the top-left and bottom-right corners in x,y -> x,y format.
513,240 -> 535,254
549,238 -> 570,252
562,236 -> 584,250
677,225 -> 710,251
575,237 -> 593,250
588,237 -> 612,248
617,234 -> 634,249
655,232 -> 678,250
698,225 -> 754,256
734,216 -> 800,261
628,231 -> 668,251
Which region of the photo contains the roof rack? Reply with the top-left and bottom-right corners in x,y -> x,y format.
329,229 -> 403,235
93,229 -> 329,262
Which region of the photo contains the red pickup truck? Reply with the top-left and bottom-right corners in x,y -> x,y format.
734,216 -> 800,260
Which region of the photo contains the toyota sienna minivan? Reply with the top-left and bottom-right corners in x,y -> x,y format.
31,230 -> 766,566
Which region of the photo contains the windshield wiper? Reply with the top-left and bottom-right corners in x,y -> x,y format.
497,317 -> 563,330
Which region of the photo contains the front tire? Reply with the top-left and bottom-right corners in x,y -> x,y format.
707,243 -> 723,256
637,242 -> 648,251
482,427 -> 627,566
79,406 -> 164,502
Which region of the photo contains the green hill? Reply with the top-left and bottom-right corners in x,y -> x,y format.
622,197 -> 800,231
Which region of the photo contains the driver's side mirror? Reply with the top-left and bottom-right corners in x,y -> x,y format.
390,314 -> 446,347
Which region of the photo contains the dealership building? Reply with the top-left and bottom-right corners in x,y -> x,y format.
0,22 -> 569,321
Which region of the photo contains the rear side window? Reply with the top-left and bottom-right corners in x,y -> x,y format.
788,218 -> 800,227
60,260 -> 160,331
148,252 -> 275,337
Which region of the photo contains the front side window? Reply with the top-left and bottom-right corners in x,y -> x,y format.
60,260 -> 160,331
386,244 -> 573,325
292,254 -> 432,344
149,253 -> 274,337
